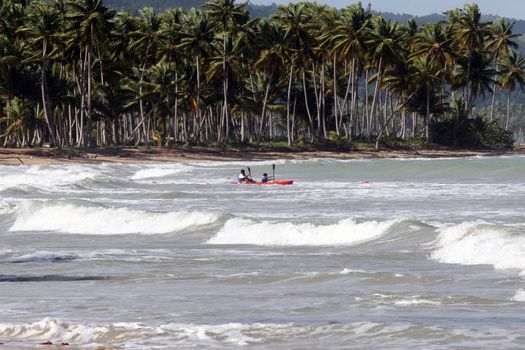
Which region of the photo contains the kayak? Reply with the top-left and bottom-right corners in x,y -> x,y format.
233,180 -> 294,185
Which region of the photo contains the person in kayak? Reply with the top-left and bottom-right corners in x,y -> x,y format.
261,173 -> 274,183
238,169 -> 254,183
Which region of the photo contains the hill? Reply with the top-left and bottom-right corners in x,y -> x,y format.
105,0 -> 278,17
105,0 -> 525,34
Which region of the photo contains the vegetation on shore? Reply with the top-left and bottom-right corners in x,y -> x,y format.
0,0 -> 521,150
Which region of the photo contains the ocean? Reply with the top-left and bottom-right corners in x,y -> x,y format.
0,156 -> 524,349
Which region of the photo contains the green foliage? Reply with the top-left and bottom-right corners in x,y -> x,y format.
1,0 -> 525,149
377,134 -> 429,150
481,120 -> 516,149
430,116 -> 515,149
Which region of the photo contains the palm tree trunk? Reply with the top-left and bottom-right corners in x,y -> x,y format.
40,38 -> 58,147
257,70 -> 273,143
370,57 -> 383,134
321,61 -> 327,138
86,24 -> 94,147
222,32 -> 229,142
465,53 -> 472,115
506,91 -> 511,130
286,60 -> 294,146
490,61 -> 499,121
426,87 -> 431,138
174,71 -> 179,142
375,91 -> 416,150
333,56 -> 339,135
302,71 -> 314,137
311,62 -> 320,137
365,69 -> 370,135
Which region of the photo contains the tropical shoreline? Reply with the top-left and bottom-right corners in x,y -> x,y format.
0,146 -> 523,165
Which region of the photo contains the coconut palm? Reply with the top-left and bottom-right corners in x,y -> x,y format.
447,4 -> 491,112
66,0 -> 115,146
498,51 -> 525,130
253,19 -> 286,142
365,16 -> 404,132
25,2 -> 61,147
486,19 -> 519,120
205,0 -> 248,142
272,3 -> 312,145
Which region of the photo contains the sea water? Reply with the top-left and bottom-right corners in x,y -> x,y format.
0,156 -> 524,349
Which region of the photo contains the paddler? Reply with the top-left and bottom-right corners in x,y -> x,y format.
237,169 -> 254,183
261,173 -> 274,183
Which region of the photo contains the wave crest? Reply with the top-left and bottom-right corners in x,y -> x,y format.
207,217 -> 402,246
0,165 -> 100,191
431,221 -> 525,274
9,202 -> 220,235
130,164 -> 193,180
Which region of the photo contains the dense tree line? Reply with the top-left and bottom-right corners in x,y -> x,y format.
0,0 -> 522,148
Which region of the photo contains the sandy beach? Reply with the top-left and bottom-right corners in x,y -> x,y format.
0,146 -> 523,165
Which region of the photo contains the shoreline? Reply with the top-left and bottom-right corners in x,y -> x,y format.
0,146 -> 523,165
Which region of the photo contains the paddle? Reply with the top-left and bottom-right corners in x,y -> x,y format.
247,166 -> 252,181
272,164 -> 276,181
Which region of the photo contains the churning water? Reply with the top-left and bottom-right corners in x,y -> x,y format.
1,156 -> 525,349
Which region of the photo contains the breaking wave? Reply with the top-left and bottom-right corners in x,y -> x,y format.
130,164 -> 193,180
0,165 -> 101,191
512,290 -> 525,302
0,318 -> 522,349
430,221 -> 525,274
207,217 -> 403,246
9,201 -> 221,235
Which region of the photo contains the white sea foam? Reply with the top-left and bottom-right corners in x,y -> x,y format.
512,289 -> 525,302
1,317 -> 522,349
9,202 -> 220,235
0,165 -> 100,191
0,318 -> 419,348
431,221 -> 525,274
369,293 -> 441,306
130,164 -> 193,180
0,199 -> 16,216
207,217 -> 401,246
0,318 -> 277,348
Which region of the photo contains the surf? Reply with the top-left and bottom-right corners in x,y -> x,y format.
207,217 -> 404,246
9,201 -> 221,235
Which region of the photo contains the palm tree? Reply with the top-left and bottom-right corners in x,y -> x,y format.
66,0 -> 115,146
179,9 -> 215,141
498,51 -> 525,130
327,2 -> 371,138
409,56 -> 444,137
26,2 -> 61,147
205,0 -> 248,142
128,7 -> 161,144
412,23 -> 455,79
365,16 -> 403,133
273,3 -> 307,145
485,19 -> 519,120
447,4 -> 490,113
253,19 -> 286,142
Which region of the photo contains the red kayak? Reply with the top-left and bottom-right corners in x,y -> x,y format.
233,180 -> 293,185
